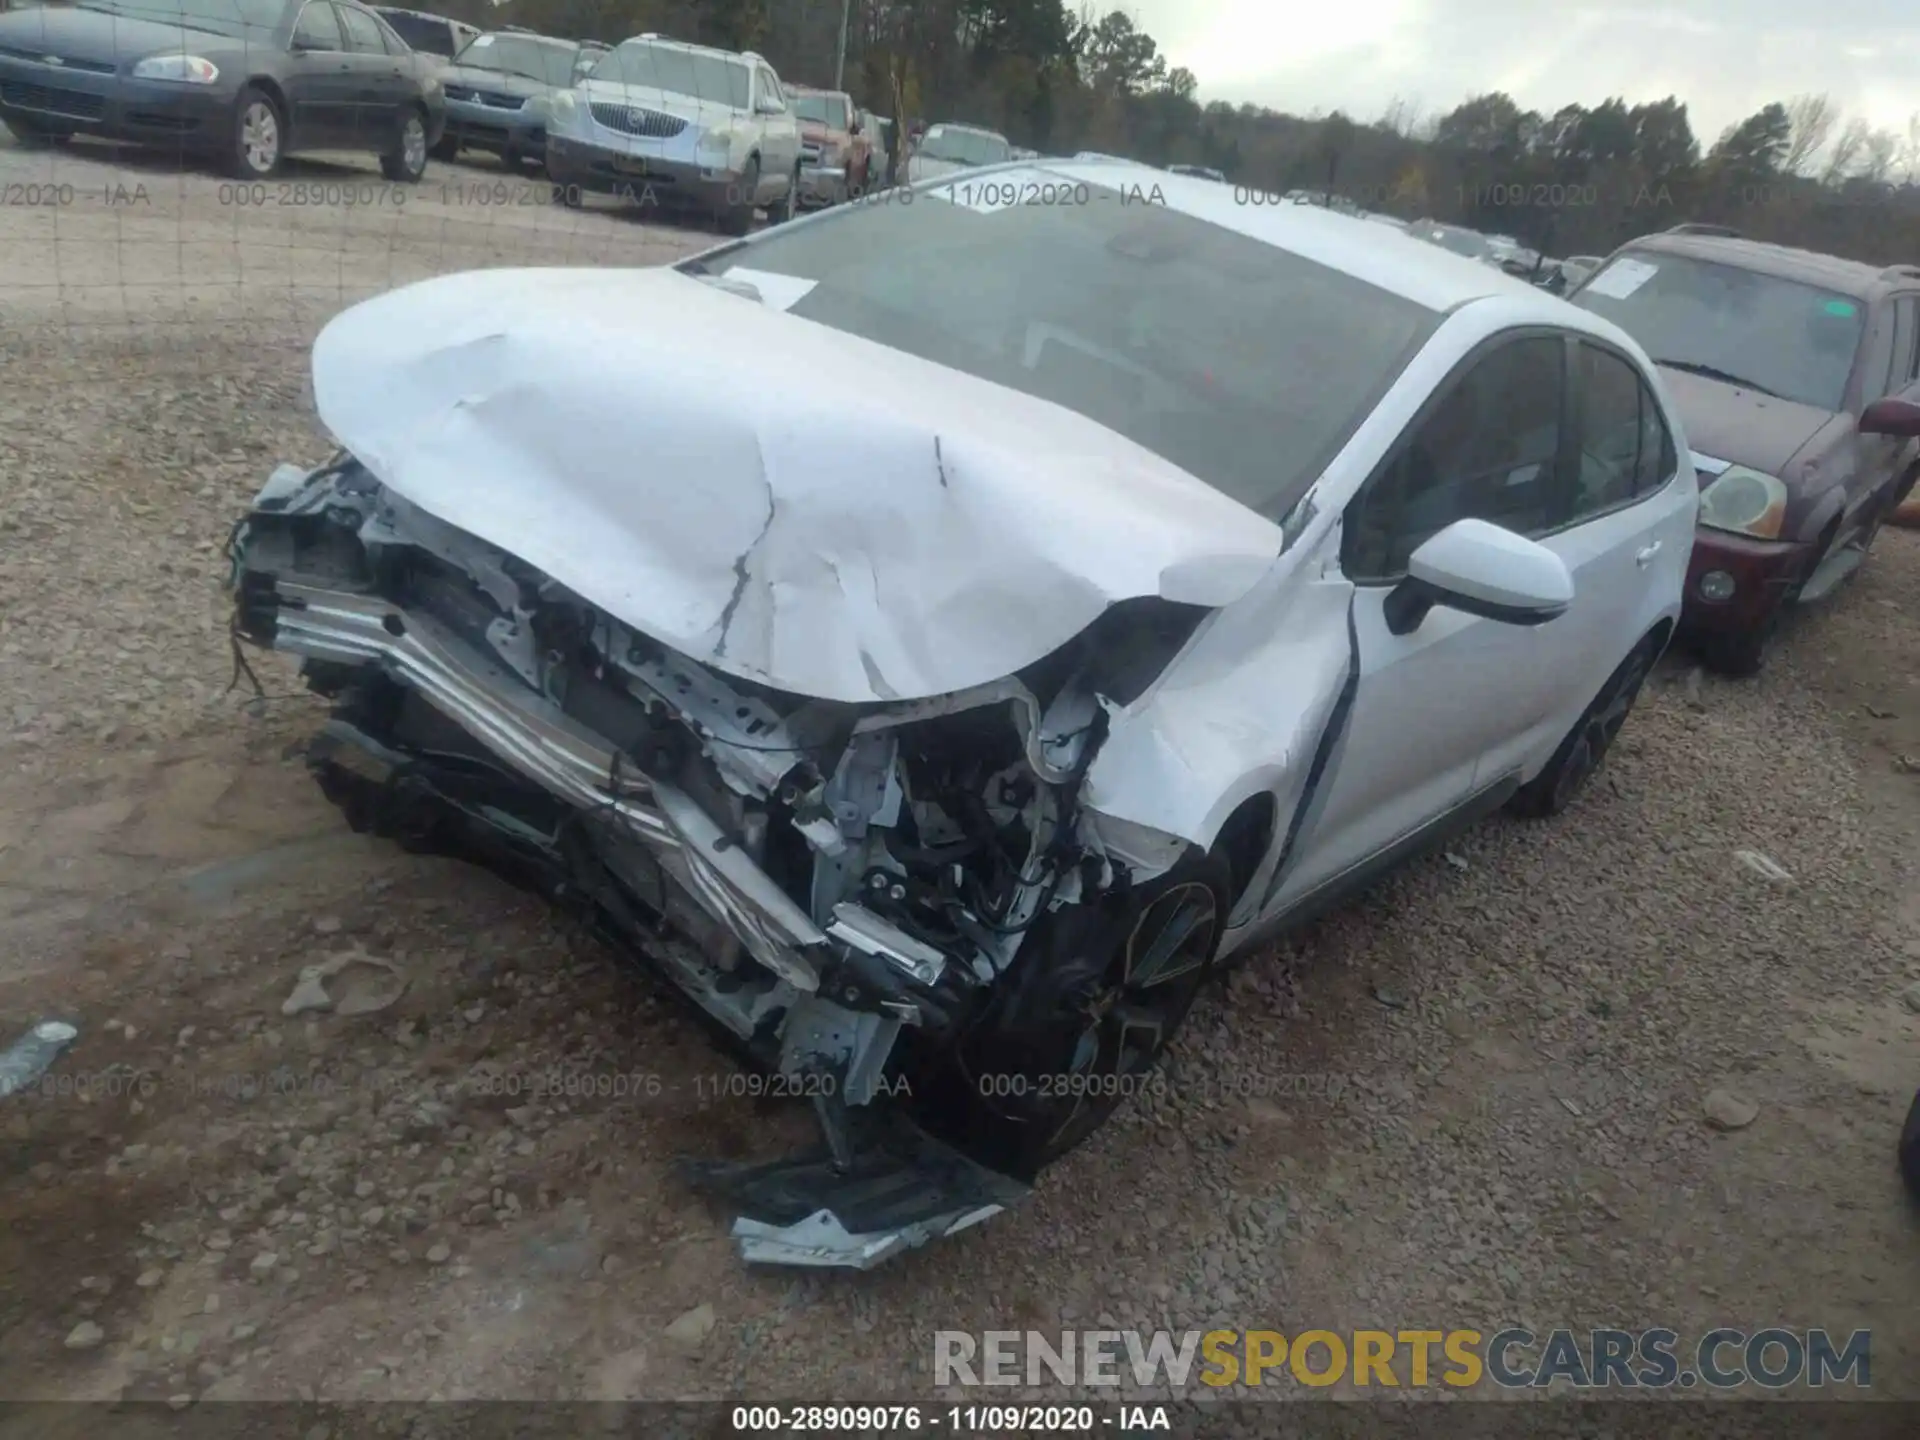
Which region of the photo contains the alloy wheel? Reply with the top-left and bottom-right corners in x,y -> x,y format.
241,102 -> 279,174
402,116 -> 426,176
1549,648 -> 1651,810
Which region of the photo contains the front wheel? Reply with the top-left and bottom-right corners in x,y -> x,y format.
1509,634 -> 1657,818
920,848 -> 1231,1180
227,87 -> 283,179
380,108 -> 429,183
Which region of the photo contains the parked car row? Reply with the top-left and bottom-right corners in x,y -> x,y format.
232,155 -> 1873,1268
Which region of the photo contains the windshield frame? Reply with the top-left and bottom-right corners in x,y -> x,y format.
1569,249 -> 1867,413
676,175 -> 1442,523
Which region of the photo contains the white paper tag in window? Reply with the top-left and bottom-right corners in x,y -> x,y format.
1583,256 -> 1658,299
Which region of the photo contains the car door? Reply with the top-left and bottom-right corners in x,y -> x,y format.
1497,336 -> 1693,786
755,65 -> 798,194
1270,331 -> 1594,910
285,1 -> 352,149
335,2 -> 407,146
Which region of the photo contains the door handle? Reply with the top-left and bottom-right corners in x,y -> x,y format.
1635,541 -> 1661,567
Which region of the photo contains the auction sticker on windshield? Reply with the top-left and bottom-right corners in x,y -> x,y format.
1583,256 -> 1658,299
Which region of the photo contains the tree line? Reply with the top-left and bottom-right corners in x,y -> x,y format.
436,0 -> 1920,265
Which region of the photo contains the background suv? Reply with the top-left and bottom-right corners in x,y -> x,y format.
432,29 -> 592,172
1572,227 -> 1920,674
546,34 -> 800,234
787,82 -> 869,206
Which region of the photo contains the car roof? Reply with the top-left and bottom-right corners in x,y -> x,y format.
612,34 -> 755,63
946,158 -> 1551,315
1622,232 -> 1893,298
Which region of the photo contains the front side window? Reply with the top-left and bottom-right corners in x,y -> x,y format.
792,92 -> 849,129
594,42 -> 751,109
1570,251 -> 1864,412
338,5 -> 387,54
690,184 -> 1441,522
1572,342 -> 1675,518
292,1 -> 342,51
1346,335 -> 1567,580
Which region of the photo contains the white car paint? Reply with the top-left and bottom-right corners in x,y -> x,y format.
310,155 -> 1695,954
309,266 -> 1288,708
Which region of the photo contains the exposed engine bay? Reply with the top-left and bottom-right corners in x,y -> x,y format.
227,455 -> 1216,1268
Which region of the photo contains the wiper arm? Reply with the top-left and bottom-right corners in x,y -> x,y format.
1652,359 -> 1783,400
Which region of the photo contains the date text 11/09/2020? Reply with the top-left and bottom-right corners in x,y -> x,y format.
24,1067 -> 910,1105
729,1405 -> 1171,1432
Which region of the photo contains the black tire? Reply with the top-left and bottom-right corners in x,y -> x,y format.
2,115 -> 71,148
1901,1088 -> 1920,1202
721,156 -> 759,236
380,107 -> 430,184
430,135 -> 459,163
1509,634 -> 1658,818
916,848 -> 1231,1180
227,86 -> 284,179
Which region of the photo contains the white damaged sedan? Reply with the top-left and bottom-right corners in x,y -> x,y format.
226,160 -> 1695,1268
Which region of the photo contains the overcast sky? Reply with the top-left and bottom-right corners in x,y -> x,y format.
1127,0 -> 1920,148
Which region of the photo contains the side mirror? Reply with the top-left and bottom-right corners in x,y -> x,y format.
1383,518 -> 1573,636
1860,392 -> 1920,438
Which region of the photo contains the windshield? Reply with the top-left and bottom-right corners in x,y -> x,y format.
792,93 -> 850,130
453,34 -> 579,87
694,182 -> 1439,519
74,0 -> 283,34
921,127 -> 1010,166
592,41 -> 750,108
1571,252 -> 1862,411
376,10 -> 455,56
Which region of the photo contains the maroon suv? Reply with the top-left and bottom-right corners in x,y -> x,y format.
1571,225 -> 1920,674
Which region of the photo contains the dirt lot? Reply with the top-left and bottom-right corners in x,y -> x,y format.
3,134 -> 1919,1410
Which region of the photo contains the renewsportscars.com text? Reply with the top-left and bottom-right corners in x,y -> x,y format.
933,1327 -> 1871,1390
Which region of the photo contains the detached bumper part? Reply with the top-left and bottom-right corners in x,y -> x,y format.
681,1111 -> 1029,1269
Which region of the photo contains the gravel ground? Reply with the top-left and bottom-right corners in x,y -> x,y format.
3,134 -> 1919,1411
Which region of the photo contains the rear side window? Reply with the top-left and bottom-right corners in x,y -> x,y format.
1573,342 -> 1677,519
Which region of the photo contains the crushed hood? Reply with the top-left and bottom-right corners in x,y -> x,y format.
309,267 -> 1284,705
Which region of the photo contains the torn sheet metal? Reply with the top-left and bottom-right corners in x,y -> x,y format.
309,266 -> 1284,705
1083,530 -> 1356,852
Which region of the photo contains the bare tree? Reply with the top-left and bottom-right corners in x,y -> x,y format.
1783,92 -> 1838,175
1822,116 -> 1870,183
1902,112 -> 1920,185
1858,127 -> 1901,186
1376,94 -> 1423,137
